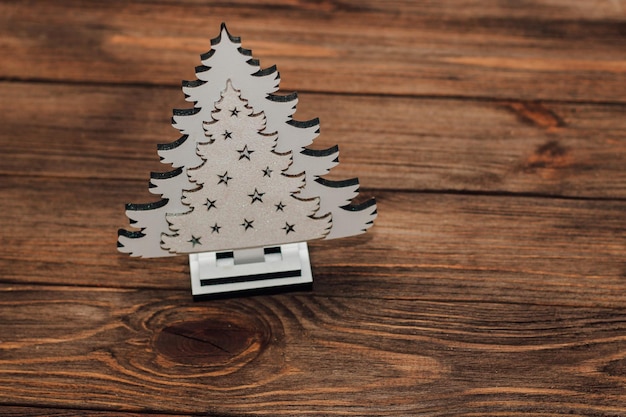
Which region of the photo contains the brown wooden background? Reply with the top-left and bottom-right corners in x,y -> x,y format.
1,1 -> 625,415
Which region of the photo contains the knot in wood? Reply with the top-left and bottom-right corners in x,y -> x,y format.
153,312 -> 271,368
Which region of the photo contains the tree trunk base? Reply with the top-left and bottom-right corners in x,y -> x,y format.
189,242 -> 313,300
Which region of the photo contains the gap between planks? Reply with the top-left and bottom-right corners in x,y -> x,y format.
2,78 -> 626,107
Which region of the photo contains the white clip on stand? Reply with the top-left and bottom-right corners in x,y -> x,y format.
189,242 -> 313,299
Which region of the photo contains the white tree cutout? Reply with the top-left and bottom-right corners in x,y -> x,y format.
162,81 -> 331,253
118,23 -> 377,261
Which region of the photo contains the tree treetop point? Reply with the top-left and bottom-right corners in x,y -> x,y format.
211,22 -> 240,47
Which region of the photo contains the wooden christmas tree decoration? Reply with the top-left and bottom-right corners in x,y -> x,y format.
118,23 -> 377,298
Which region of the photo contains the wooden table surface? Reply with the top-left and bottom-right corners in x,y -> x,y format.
1,1 -> 625,415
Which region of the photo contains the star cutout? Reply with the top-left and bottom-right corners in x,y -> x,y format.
188,235 -> 202,247
205,198 -> 217,211
237,145 -> 254,161
217,172 -> 232,185
262,166 -> 273,177
222,130 -> 232,140
275,201 -> 286,212
211,223 -> 221,234
230,107 -> 239,117
283,223 -> 295,234
248,188 -> 265,204
241,218 -> 254,231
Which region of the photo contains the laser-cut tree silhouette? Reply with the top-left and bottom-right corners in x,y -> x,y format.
118,23 -> 376,257
161,81 -> 331,253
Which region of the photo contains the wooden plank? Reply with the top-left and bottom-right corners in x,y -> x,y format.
2,82 -> 626,198
2,284 -> 626,415
0,407 -> 177,416
0,1 -> 624,101
1,176 -> 624,308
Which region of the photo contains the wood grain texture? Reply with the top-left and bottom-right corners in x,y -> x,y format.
0,408 -> 179,417
1,176 -> 624,308
2,82 -> 626,198
2,285 -> 626,415
1,0 -> 626,415
0,0 -> 624,101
